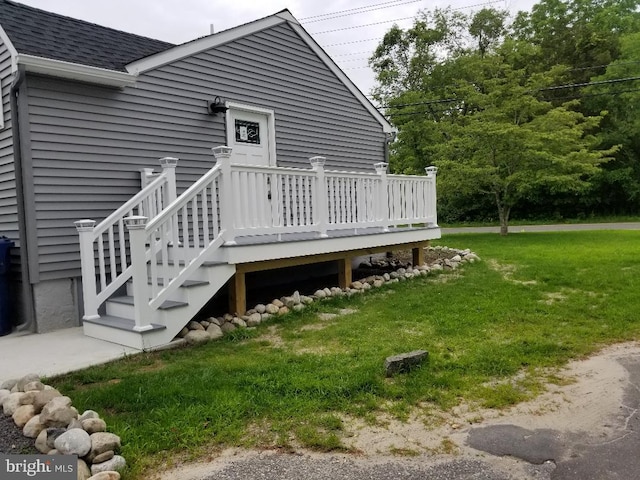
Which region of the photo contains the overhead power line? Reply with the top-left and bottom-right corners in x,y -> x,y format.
310,0 -> 503,35
301,0 -> 424,23
322,37 -> 380,47
539,75 -> 640,92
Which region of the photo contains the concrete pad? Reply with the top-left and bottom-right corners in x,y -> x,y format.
0,328 -> 138,381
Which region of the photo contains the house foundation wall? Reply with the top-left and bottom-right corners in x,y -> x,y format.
33,278 -> 81,333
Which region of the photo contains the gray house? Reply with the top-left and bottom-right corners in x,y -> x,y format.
0,0 -> 439,347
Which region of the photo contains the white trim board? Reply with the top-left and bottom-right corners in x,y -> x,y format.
16,54 -> 137,87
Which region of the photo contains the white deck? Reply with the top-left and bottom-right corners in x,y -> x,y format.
76,148 -> 440,350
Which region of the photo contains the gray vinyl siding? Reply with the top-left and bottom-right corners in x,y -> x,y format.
26,22 -> 386,281
0,38 -> 20,271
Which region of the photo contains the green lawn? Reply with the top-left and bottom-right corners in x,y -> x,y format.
50,230 -> 640,478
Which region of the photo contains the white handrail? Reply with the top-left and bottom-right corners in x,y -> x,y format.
75,158 -> 178,321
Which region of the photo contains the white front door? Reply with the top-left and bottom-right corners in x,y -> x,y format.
226,104 -> 276,166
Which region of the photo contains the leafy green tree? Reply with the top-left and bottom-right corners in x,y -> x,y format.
432,54 -> 613,234
582,32 -> 640,213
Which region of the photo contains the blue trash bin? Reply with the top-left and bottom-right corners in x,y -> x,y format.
0,236 -> 14,336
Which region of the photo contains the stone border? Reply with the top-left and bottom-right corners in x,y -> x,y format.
178,246 -> 481,344
0,375 -> 125,480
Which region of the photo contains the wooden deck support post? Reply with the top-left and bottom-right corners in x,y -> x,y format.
338,256 -> 352,289
229,271 -> 247,316
412,240 -> 430,267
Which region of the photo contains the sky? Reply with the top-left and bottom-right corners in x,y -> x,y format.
14,0 -> 539,97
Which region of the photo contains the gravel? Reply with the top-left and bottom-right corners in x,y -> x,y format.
0,413 -> 38,454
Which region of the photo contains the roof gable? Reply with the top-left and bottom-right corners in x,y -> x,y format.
0,0 -> 173,71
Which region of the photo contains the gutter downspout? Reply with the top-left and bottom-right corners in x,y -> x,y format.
10,65 -> 35,332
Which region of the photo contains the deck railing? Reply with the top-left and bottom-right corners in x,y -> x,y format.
75,157 -> 178,321
76,147 -> 438,331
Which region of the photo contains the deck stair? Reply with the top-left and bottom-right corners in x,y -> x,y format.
76,147 -> 439,350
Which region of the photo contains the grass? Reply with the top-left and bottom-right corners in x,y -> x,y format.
439,214 -> 640,228
49,230 -> 640,478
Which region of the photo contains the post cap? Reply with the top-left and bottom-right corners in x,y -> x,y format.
123,216 -> 148,230
74,219 -> 96,232
159,157 -> 179,168
425,166 -> 438,176
310,156 -> 326,170
212,146 -> 233,158
374,162 -> 388,174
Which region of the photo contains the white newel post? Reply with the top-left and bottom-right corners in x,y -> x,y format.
212,146 -> 236,245
425,166 -> 439,227
75,219 -> 100,320
159,157 -> 179,206
124,216 -> 154,332
310,156 -> 328,238
375,162 -> 390,232
159,157 -> 179,243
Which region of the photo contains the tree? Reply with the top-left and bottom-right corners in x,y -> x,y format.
371,2 -> 629,227
431,54 -> 614,235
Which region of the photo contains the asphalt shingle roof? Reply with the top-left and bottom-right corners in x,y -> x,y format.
0,0 -> 174,71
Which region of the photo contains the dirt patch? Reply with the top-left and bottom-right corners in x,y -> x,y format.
343,342 -> 639,455
252,325 -> 285,348
487,259 -> 537,285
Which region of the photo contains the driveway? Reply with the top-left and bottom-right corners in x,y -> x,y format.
440,222 -> 640,235
158,343 -> 640,480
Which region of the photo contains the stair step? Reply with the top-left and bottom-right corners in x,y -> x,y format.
156,260 -> 226,267
83,315 -> 166,332
143,278 -> 209,288
109,296 -> 188,310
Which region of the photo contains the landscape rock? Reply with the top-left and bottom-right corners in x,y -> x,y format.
23,414 -> 46,438
291,290 -> 301,304
177,327 -> 189,338
313,289 -> 326,299
3,392 -> 24,415
45,428 -> 67,449
91,450 -> 115,464
184,330 -> 210,345
351,281 -> 363,290
246,313 -> 262,327
220,322 -> 237,333
68,418 -> 83,430
90,455 -> 126,475
323,288 -> 332,297
187,320 -> 204,331
54,428 -> 92,457
16,374 -> 40,392
82,418 -> 107,434
231,317 -> 246,328
206,324 -> 224,340
260,313 -> 273,321
35,429 -> 49,453
23,381 -> 45,392
301,295 -> 314,305
199,320 -> 210,329
0,388 -> 9,404
265,303 -> 279,315
255,304 -> 266,314
0,379 -> 17,390
278,306 -> 290,316
78,410 -> 100,422
89,432 -> 122,458
77,459 -> 92,480
293,304 -> 305,312
384,350 -> 429,377
87,472 -> 121,480
12,404 -> 36,428
40,396 -> 77,428
272,299 -> 284,308
207,316 -> 222,326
